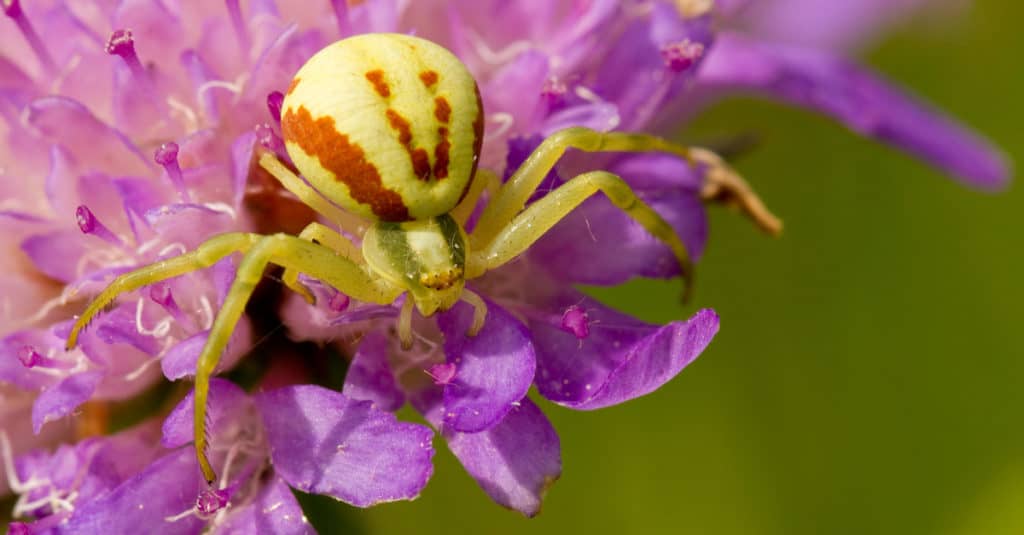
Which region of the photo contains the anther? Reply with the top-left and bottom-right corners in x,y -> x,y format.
150,283 -> 193,328
541,77 -> 568,104
18,345 -> 67,369
224,0 -> 251,57
17,345 -> 42,368
106,29 -> 150,81
76,205 -> 125,246
660,39 -> 705,72
196,487 -> 230,516
425,362 -> 457,386
266,91 -> 283,124
255,123 -> 286,155
560,305 -> 590,339
4,0 -> 57,74
154,142 -> 191,202
327,291 -> 350,313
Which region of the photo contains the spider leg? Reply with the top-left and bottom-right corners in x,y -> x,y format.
466,170 -> 694,300
450,169 -> 500,227
65,232 -> 262,350
258,152 -> 368,233
194,233 -> 402,483
281,222 -> 363,304
471,126 -> 779,247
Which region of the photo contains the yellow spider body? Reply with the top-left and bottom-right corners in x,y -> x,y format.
65,33 -> 757,487
281,33 -> 483,221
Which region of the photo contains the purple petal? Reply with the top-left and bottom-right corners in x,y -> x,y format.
530,291 -> 719,409
593,5 -> 713,129
436,299 -> 536,433
412,389 -> 561,517
32,370 -> 103,433
161,378 -> 250,448
255,385 -> 434,507
727,0 -> 937,51
160,330 -> 209,381
145,203 -> 236,250
24,96 -> 151,176
217,475 -> 314,534
342,330 -> 405,412
20,231 -> 90,283
696,32 -> 1010,190
528,187 -> 706,284
60,448 -> 204,535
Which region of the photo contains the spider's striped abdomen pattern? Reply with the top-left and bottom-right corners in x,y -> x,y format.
281,33 -> 484,222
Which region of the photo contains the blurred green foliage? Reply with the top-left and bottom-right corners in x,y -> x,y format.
334,3 -> 1023,534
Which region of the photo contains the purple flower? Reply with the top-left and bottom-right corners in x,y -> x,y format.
0,0 -> 1008,530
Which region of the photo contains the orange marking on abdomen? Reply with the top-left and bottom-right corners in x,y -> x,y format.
282,106 -> 409,221
434,127 -> 451,179
434,96 -> 451,123
385,109 -> 433,180
286,77 -> 301,96
419,70 -> 438,87
365,70 -> 391,97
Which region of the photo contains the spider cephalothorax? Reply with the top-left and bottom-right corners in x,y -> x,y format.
66,33 -> 755,485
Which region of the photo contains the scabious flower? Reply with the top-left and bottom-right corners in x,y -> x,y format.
0,0 -> 1008,531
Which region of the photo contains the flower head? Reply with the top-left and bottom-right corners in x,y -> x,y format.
0,0 -> 1008,530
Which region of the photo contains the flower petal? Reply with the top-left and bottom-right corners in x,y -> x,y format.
696,32 -> 1010,190
20,231 -> 90,284
436,299 -> 536,433
24,96 -> 151,177
593,5 -> 713,129
60,448 -> 205,535
342,330 -> 405,412
529,290 -> 719,409
255,385 -> 434,507
31,370 -> 104,433
161,378 -> 250,449
528,188 -> 706,285
412,389 -> 561,517
216,475 -> 314,534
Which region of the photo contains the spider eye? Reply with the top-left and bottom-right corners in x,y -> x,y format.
279,33 -> 484,222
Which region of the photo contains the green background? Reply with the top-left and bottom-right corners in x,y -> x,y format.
322,3 -> 1023,534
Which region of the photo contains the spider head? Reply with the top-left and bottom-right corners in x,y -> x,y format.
278,33 -> 484,223
362,214 -> 468,317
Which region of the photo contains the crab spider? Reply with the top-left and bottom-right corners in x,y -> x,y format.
66,33 -> 757,485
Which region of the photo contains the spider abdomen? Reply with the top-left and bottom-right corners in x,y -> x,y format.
280,33 -> 484,222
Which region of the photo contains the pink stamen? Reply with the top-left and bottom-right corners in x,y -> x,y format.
541,77 -> 568,103
17,345 -> 42,368
560,305 -> 590,339
425,362 -> 457,386
224,0 -> 251,57
255,123 -> 286,154
266,91 -> 284,124
4,0 -> 57,74
660,39 -> 705,72
106,29 -> 149,80
149,282 -> 194,329
7,522 -> 30,535
154,142 -> 191,202
17,345 -> 67,369
330,0 -> 351,37
76,205 -> 125,246
196,487 -> 230,516
328,291 -> 350,313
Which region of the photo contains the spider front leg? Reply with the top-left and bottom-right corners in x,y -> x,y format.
280,221 -> 363,304
467,170 -> 694,300
259,152 -> 368,233
193,233 -> 402,483
65,232 -> 263,349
